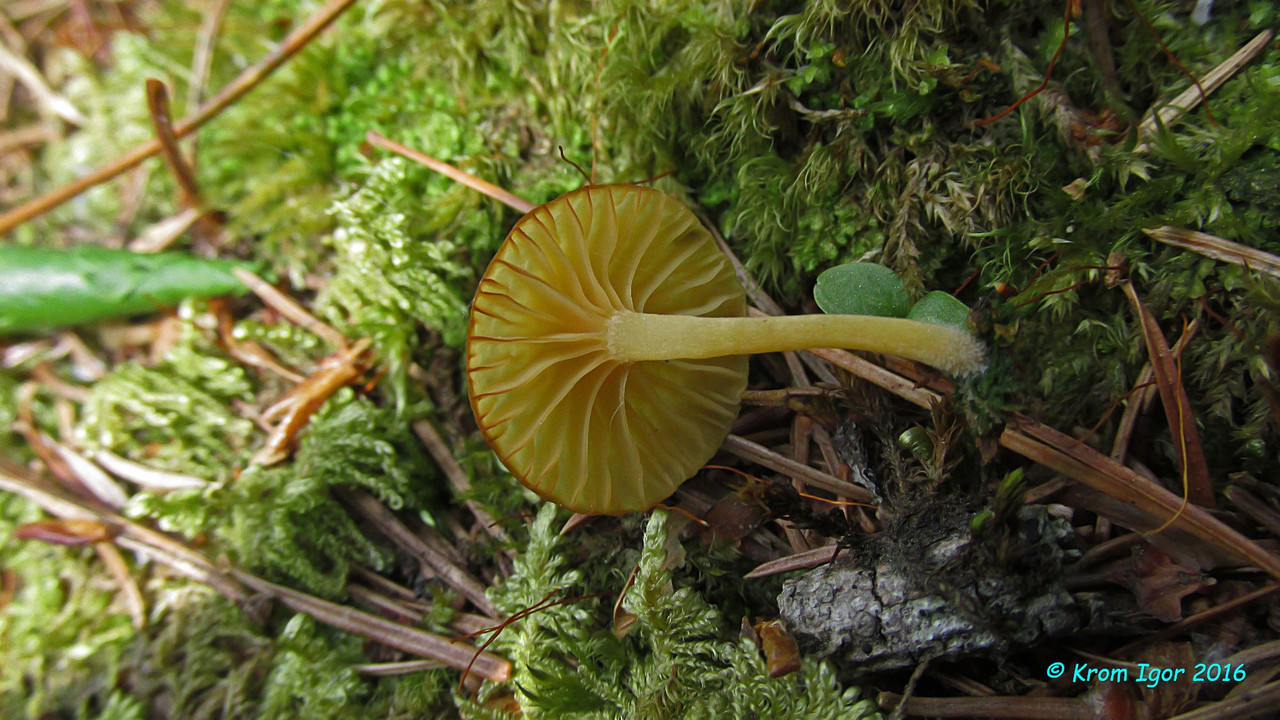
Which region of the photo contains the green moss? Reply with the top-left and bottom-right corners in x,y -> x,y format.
469,506 -> 880,719
127,586 -> 271,720
80,315 -> 256,484
223,394 -> 438,596
0,495 -> 136,718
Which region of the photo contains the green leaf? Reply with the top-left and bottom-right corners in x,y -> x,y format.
905,291 -> 971,329
813,263 -> 909,318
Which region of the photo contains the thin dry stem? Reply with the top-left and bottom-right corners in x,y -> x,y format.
1143,226 -> 1280,280
1165,680 -> 1280,720
744,544 -> 837,579
1225,485 -> 1280,539
1135,29 -> 1274,153
252,339 -> 370,465
232,268 -> 348,348
784,414 -> 813,552
0,122 -> 57,155
365,131 -> 535,214
1003,418 -> 1280,581
721,434 -> 875,504
1115,582 -> 1280,657
1110,317 -> 1200,462
188,0 -> 233,131
93,450 -> 209,492
354,660 -> 446,676
342,488 -> 499,618
94,541 -> 146,629
0,458 -> 512,682
412,420 -> 511,547
145,78 -> 205,209
232,569 -> 511,683
1121,280 -> 1211,508
126,207 -> 202,252
877,692 -> 1094,720
0,41 -> 85,125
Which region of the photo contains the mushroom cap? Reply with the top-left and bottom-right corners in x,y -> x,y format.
467,184 -> 747,515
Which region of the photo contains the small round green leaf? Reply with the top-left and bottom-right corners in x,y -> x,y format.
906,290 -> 970,330
813,262 -> 909,318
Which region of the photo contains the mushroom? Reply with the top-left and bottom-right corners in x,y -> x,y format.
367,134 -> 985,516
467,184 -> 984,516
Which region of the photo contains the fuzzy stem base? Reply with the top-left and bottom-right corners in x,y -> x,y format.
606,312 -> 986,376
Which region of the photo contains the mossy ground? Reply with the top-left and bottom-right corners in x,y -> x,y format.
2,0 -> 1279,717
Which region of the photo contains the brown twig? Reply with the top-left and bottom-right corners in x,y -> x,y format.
94,541 -> 146,629
125,207 -> 203,252
1225,485 -> 1280,539
784,414 -> 813,552
347,584 -> 424,624
1004,418 -> 1280,580
1166,680 -> 1280,720
0,463 -> 512,681
412,420 -> 510,547
145,78 -> 205,209
721,434 -> 876,504
210,298 -> 306,382
30,362 -> 90,402
232,569 -> 511,683
0,40 -> 85,125
0,456 -> 245,602
232,268 -> 349,348
0,122 -> 57,156
354,659 -> 446,676
0,0 -> 361,235
365,131 -> 534,214
188,0 -> 233,132
1110,317 -> 1200,462
1081,0 -> 1124,109
252,339 -> 372,466
805,346 -> 941,408
341,488 -> 499,618
1115,582 -> 1280,657
92,449 -> 209,493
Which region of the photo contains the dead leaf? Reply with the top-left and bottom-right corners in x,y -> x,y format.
1104,547 -> 1215,622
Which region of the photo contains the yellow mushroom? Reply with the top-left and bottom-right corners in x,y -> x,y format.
467,184 -> 983,515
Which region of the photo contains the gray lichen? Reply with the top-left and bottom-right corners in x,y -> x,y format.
779,506 -> 1079,675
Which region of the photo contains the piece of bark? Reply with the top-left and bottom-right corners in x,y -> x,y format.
779,506 -> 1078,675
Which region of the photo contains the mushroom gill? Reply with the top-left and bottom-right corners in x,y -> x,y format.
467,184 -> 748,515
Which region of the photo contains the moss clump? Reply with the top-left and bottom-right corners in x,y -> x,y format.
224,394 -> 439,597
80,317 -> 256,484
0,495 -> 136,718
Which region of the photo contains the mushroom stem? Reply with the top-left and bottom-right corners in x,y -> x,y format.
606,311 -> 986,376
